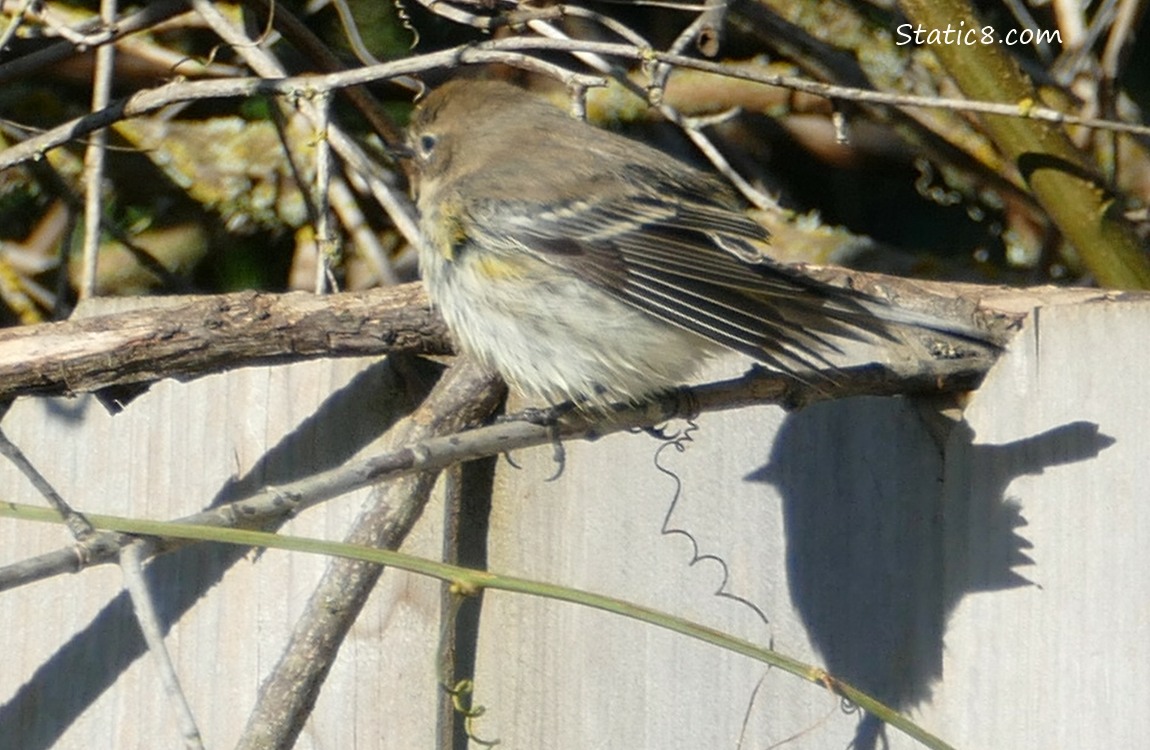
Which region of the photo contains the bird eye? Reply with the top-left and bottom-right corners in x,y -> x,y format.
417,134 -> 437,157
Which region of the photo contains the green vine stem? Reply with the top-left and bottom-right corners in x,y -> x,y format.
2,500 -> 954,750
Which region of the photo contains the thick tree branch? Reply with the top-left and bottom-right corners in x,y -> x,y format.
0,283 -> 449,401
0,270 -> 1019,404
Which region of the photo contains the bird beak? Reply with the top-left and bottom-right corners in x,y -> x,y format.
384,142 -> 414,162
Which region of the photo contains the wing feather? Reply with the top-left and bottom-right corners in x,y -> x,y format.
482,191 -> 965,370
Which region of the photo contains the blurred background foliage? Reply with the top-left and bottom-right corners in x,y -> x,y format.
0,0 -> 1147,326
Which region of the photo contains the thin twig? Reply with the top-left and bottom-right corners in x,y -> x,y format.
660,0 -> 727,68
0,1 -> 187,84
1053,0 -> 1117,80
0,425 -> 94,539
525,16 -> 778,208
190,0 -> 376,286
78,0 -> 119,299
0,0 -> 36,52
197,0 -> 428,257
311,91 -> 337,293
645,6 -> 781,209
120,539 -> 205,750
1100,0 -> 1146,79
234,358 -> 503,749
5,34 -> 1149,177
331,174 -> 402,286
330,0 -> 382,65
435,465 -> 465,750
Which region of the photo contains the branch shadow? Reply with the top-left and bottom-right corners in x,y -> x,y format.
746,396 -> 1114,749
0,357 -> 440,750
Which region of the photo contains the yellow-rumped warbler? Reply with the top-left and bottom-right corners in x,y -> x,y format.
405,78 -> 988,406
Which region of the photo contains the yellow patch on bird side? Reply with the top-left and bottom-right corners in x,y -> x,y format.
431,199 -> 470,262
474,254 -> 528,281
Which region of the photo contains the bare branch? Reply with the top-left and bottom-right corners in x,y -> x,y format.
77,0 -> 119,300
0,424 -> 93,539
120,539 -> 205,749
0,265 -> 1021,404
237,358 -> 503,749
4,33 -> 1148,177
0,284 -> 449,401
0,0 -> 189,84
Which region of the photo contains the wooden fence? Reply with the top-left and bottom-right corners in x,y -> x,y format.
1,296 -> 1145,749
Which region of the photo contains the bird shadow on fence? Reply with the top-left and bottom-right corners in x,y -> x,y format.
748,396 -> 1113,749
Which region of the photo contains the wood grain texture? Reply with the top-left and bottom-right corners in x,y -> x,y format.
472,298 -> 1147,749
0,355 -> 447,749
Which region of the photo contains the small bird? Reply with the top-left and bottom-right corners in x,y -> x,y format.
405,78 -> 989,407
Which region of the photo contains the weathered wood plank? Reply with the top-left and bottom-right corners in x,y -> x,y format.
0,356 -> 445,749
472,299 -> 1149,749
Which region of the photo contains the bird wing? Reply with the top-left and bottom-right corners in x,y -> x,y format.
493,192 -> 884,372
